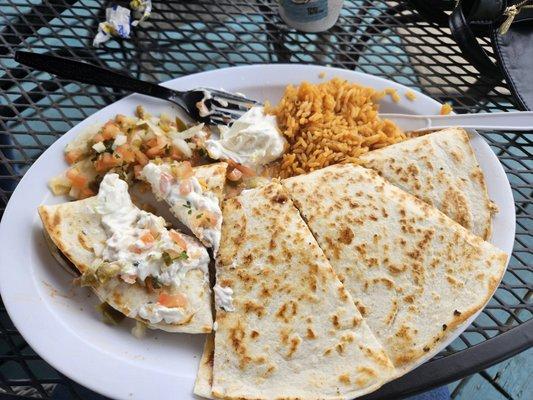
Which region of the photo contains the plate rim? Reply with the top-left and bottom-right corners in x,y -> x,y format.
0,63 -> 515,400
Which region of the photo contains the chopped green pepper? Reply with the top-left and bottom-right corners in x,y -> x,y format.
80,270 -> 98,287
162,252 -> 173,266
175,117 -> 187,132
96,302 -> 126,325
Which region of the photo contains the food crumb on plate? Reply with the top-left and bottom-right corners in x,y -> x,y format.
385,87 -> 401,103
440,103 -> 453,115
318,71 -> 326,78
405,90 -> 416,101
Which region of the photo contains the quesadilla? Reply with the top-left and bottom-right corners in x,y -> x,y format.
39,173 -> 213,333
360,127 -> 496,239
140,161 -> 227,250
211,182 -> 395,400
283,164 -> 508,374
194,334 -> 215,398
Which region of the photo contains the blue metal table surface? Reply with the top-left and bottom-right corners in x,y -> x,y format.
0,1 -> 531,398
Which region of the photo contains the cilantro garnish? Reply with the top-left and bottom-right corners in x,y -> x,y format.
183,200 -> 192,215
162,252 -> 172,266
103,139 -> 114,153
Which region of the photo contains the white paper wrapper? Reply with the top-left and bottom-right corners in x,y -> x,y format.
93,5 -> 131,47
130,0 -> 152,26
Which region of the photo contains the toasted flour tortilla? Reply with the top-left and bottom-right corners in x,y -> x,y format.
39,197 -> 213,333
283,164 -> 508,374
360,128 -> 496,239
140,162 -> 227,249
210,182 -> 395,400
194,334 -> 215,398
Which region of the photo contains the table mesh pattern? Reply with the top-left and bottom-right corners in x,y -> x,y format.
0,0 -> 531,398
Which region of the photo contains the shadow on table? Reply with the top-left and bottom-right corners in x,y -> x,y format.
51,378 -> 450,400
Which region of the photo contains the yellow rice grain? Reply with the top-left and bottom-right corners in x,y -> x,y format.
266,78 -> 406,177
440,103 -> 453,115
405,90 -> 416,101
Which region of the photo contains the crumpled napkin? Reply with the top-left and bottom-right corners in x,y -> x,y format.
93,1 -> 152,47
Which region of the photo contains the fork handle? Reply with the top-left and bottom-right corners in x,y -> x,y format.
15,51 -> 178,102
380,112 -> 533,132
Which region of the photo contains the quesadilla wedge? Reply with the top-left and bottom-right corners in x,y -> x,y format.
140,161 -> 227,250
194,334 -> 215,398
283,164 -> 508,374
360,127 -> 496,239
211,182 -> 395,400
39,173 -> 213,333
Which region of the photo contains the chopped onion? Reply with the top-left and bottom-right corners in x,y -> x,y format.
92,141 -> 106,153
172,138 -> 193,158
112,134 -> 127,149
170,123 -> 206,140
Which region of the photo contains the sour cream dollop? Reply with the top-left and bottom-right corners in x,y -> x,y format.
141,162 -> 222,251
213,283 -> 235,312
205,106 -> 286,169
138,302 -> 185,324
95,173 -> 209,289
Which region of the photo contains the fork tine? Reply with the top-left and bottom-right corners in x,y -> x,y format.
190,88 -> 261,126
206,88 -> 260,106
208,101 -> 249,114
207,105 -> 247,120
208,115 -> 231,126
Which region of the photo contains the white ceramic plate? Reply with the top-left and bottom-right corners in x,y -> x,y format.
0,65 -> 515,400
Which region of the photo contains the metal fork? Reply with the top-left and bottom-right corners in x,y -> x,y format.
14,51 -> 258,125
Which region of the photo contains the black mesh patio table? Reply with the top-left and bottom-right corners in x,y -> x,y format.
0,1 -> 531,399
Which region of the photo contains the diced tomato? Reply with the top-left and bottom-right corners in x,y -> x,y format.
169,229 -> 188,250
92,133 -> 104,144
66,169 -> 88,189
146,146 -> 163,158
196,210 -> 218,228
134,149 -> 149,166
145,138 -> 157,148
179,179 -> 192,195
94,153 -> 119,172
102,121 -> 121,139
65,149 -> 83,165
79,187 -> 95,199
146,136 -> 168,157
115,145 -> 135,163
159,172 -> 173,194
94,158 -> 104,173
227,159 -> 255,177
170,146 -> 183,160
227,168 -> 243,181
157,292 -> 188,308
134,164 -> 143,179
156,136 -> 168,147
140,231 -> 155,245
128,245 -> 143,254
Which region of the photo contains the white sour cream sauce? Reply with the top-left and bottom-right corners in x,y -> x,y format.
138,303 -> 186,325
95,174 -> 210,324
213,283 -> 235,312
205,106 -> 286,169
141,163 -> 222,251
